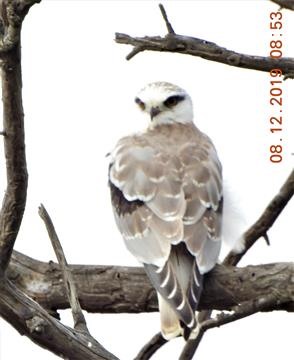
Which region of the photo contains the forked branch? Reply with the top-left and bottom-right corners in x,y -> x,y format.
0,2 -> 119,359
115,4 -> 294,78
37,203 -> 118,358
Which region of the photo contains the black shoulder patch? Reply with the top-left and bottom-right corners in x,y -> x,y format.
109,178 -> 144,216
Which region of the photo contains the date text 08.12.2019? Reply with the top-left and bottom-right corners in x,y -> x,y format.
269,11 -> 284,164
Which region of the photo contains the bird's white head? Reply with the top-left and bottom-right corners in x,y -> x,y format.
135,82 -> 194,127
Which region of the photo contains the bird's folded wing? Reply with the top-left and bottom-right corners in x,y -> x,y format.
181,135 -> 223,273
109,135 -> 186,267
109,128 -> 222,273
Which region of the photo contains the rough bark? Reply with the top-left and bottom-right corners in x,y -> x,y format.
7,251 -> 294,314
0,277 -> 118,360
115,32 -> 294,78
0,0 -> 29,273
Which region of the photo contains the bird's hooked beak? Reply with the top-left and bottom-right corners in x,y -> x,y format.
150,106 -> 161,120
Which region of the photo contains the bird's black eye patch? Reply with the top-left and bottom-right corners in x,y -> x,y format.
135,97 -> 145,110
164,95 -> 185,108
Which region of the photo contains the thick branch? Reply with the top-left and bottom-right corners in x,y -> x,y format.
0,1 -> 34,274
9,250 -> 158,314
0,278 -> 118,360
0,1 -> 41,53
7,251 -> 294,314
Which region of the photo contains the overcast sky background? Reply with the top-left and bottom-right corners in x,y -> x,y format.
0,1 -> 294,359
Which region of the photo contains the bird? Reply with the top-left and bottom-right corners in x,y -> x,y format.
108,81 -> 222,340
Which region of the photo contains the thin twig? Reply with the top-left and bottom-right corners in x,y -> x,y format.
180,295 -> 279,360
159,4 -> 175,34
127,45 -> 145,61
203,295 -> 278,329
38,203 -> 89,332
263,233 -> 270,246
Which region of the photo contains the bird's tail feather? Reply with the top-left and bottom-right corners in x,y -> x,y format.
157,293 -> 182,340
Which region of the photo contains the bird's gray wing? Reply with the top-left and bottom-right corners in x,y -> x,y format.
181,134 -> 223,274
109,135 -> 185,267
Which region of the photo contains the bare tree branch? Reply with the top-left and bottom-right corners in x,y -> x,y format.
177,312 -> 214,360
134,333 -> 167,360
0,1 -> 42,273
38,204 -> 89,333
134,311 -> 212,360
0,0 -> 41,53
0,4 -> 27,273
271,0 -> 294,10
6,252 -> 294,314
224,169 -> 294,266
115,5 -> 294,78
0,2 -> 118,359
0,2 -> 292,358
0,278 -> 118,360
159,3 -> 175,34
180,294 -> 280,360
9,250 -> 158,314
37,204 -> 118,359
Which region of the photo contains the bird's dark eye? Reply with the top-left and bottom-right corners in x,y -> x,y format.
135,97 -> 145,110
164,95 -> 185,108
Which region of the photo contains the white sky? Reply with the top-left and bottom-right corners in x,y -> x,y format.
0,1 -> 294,359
